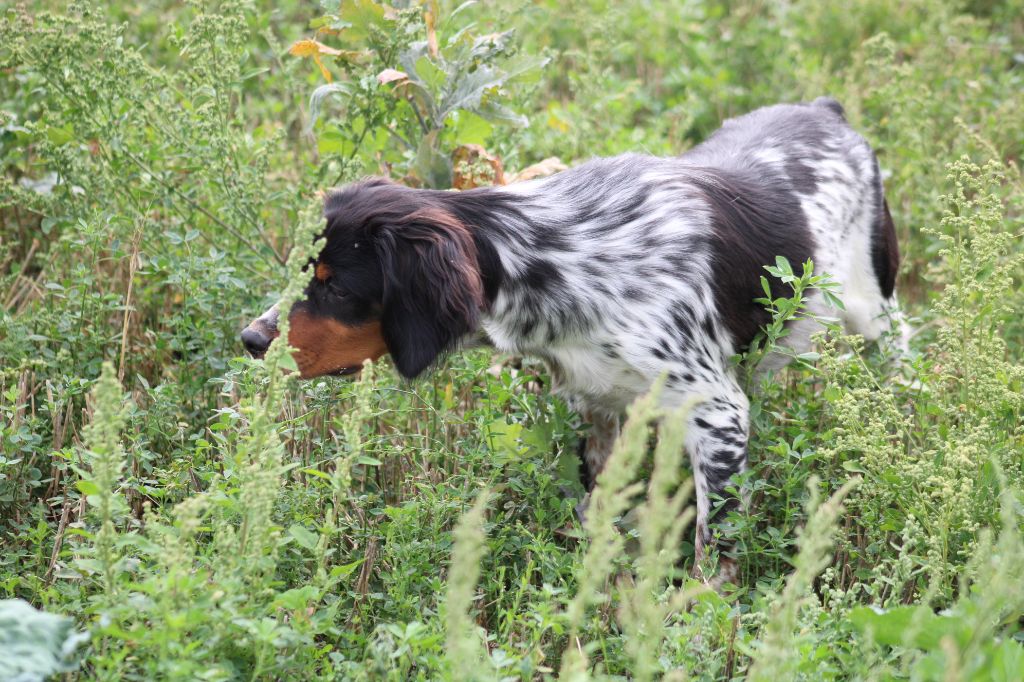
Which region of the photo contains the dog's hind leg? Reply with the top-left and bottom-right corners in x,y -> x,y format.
573,406 -> 620,524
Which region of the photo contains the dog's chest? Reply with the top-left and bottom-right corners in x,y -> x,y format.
483,317 -> 648,410
543,345 -> 650,411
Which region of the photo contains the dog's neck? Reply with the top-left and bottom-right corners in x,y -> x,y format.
436,183 -> 551,309
433,178 -> 603,354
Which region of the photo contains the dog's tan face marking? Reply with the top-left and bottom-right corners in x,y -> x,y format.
314,263 -> 332,282
287,312 -> 388,379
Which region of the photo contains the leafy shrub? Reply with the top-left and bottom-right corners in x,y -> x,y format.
296,0 -> 546,188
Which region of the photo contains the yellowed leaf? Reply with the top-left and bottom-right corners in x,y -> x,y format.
313,54 -> 332,82
289,39 -> 344,82
288,39 -> 343,58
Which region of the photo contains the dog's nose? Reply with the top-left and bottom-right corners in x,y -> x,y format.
241,326 -> 272,357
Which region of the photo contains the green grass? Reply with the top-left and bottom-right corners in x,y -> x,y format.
1,0 -> 1023,679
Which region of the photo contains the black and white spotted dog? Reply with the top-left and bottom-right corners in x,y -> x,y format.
242,97 -> 902,583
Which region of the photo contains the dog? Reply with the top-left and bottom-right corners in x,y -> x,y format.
241,97 -> 902,584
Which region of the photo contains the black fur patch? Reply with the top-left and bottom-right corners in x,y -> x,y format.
520,258 -> 565,294
785,157 -> 820,195
693,169 -> 815,350
812,96 -> 846,120
873,197 -> 900,299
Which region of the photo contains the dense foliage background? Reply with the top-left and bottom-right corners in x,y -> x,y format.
1,0 -> 1022,679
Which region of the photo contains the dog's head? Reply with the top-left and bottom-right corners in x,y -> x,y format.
241,179 -> 484,379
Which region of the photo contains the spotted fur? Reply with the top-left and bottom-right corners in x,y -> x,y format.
241,98 -> 904,583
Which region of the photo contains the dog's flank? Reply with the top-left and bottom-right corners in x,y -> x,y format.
241,97 -> 902,583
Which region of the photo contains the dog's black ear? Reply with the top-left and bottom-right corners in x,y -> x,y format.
376,207 -> 484,378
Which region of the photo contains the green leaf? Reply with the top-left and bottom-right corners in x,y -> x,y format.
468,30 -> 515,61
329,558 -> 366,580
301,468 -> 333,481
475,100 -> 528,127
279,352 -> 299,373
414,56 -> 447,92
483,417 -> 524,458
496,54 -> 549,86
45,124 -> 75,146
317,128 -> 350,156
72,558 -> 103,575
338,0 -> 387,45
520,421 -> 554,454
987,638 -> 1024,682
412,129 -> 452,188
450,110 -> 494,146
288,524 -> 319,551
273,585 -> 319,611
850,605 -> 960,650
822,289 -> 847,311
438,55 -> 547,123
555,446 -> 582,487
841,459 -> 867,473
308,82 -> 353,132
75,480 -> 100,496
439,66 -> 504,118
310,14 -> 350,31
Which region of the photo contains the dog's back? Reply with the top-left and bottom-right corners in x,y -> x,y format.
493,98 -> 900,371
680,97 -> 901,345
